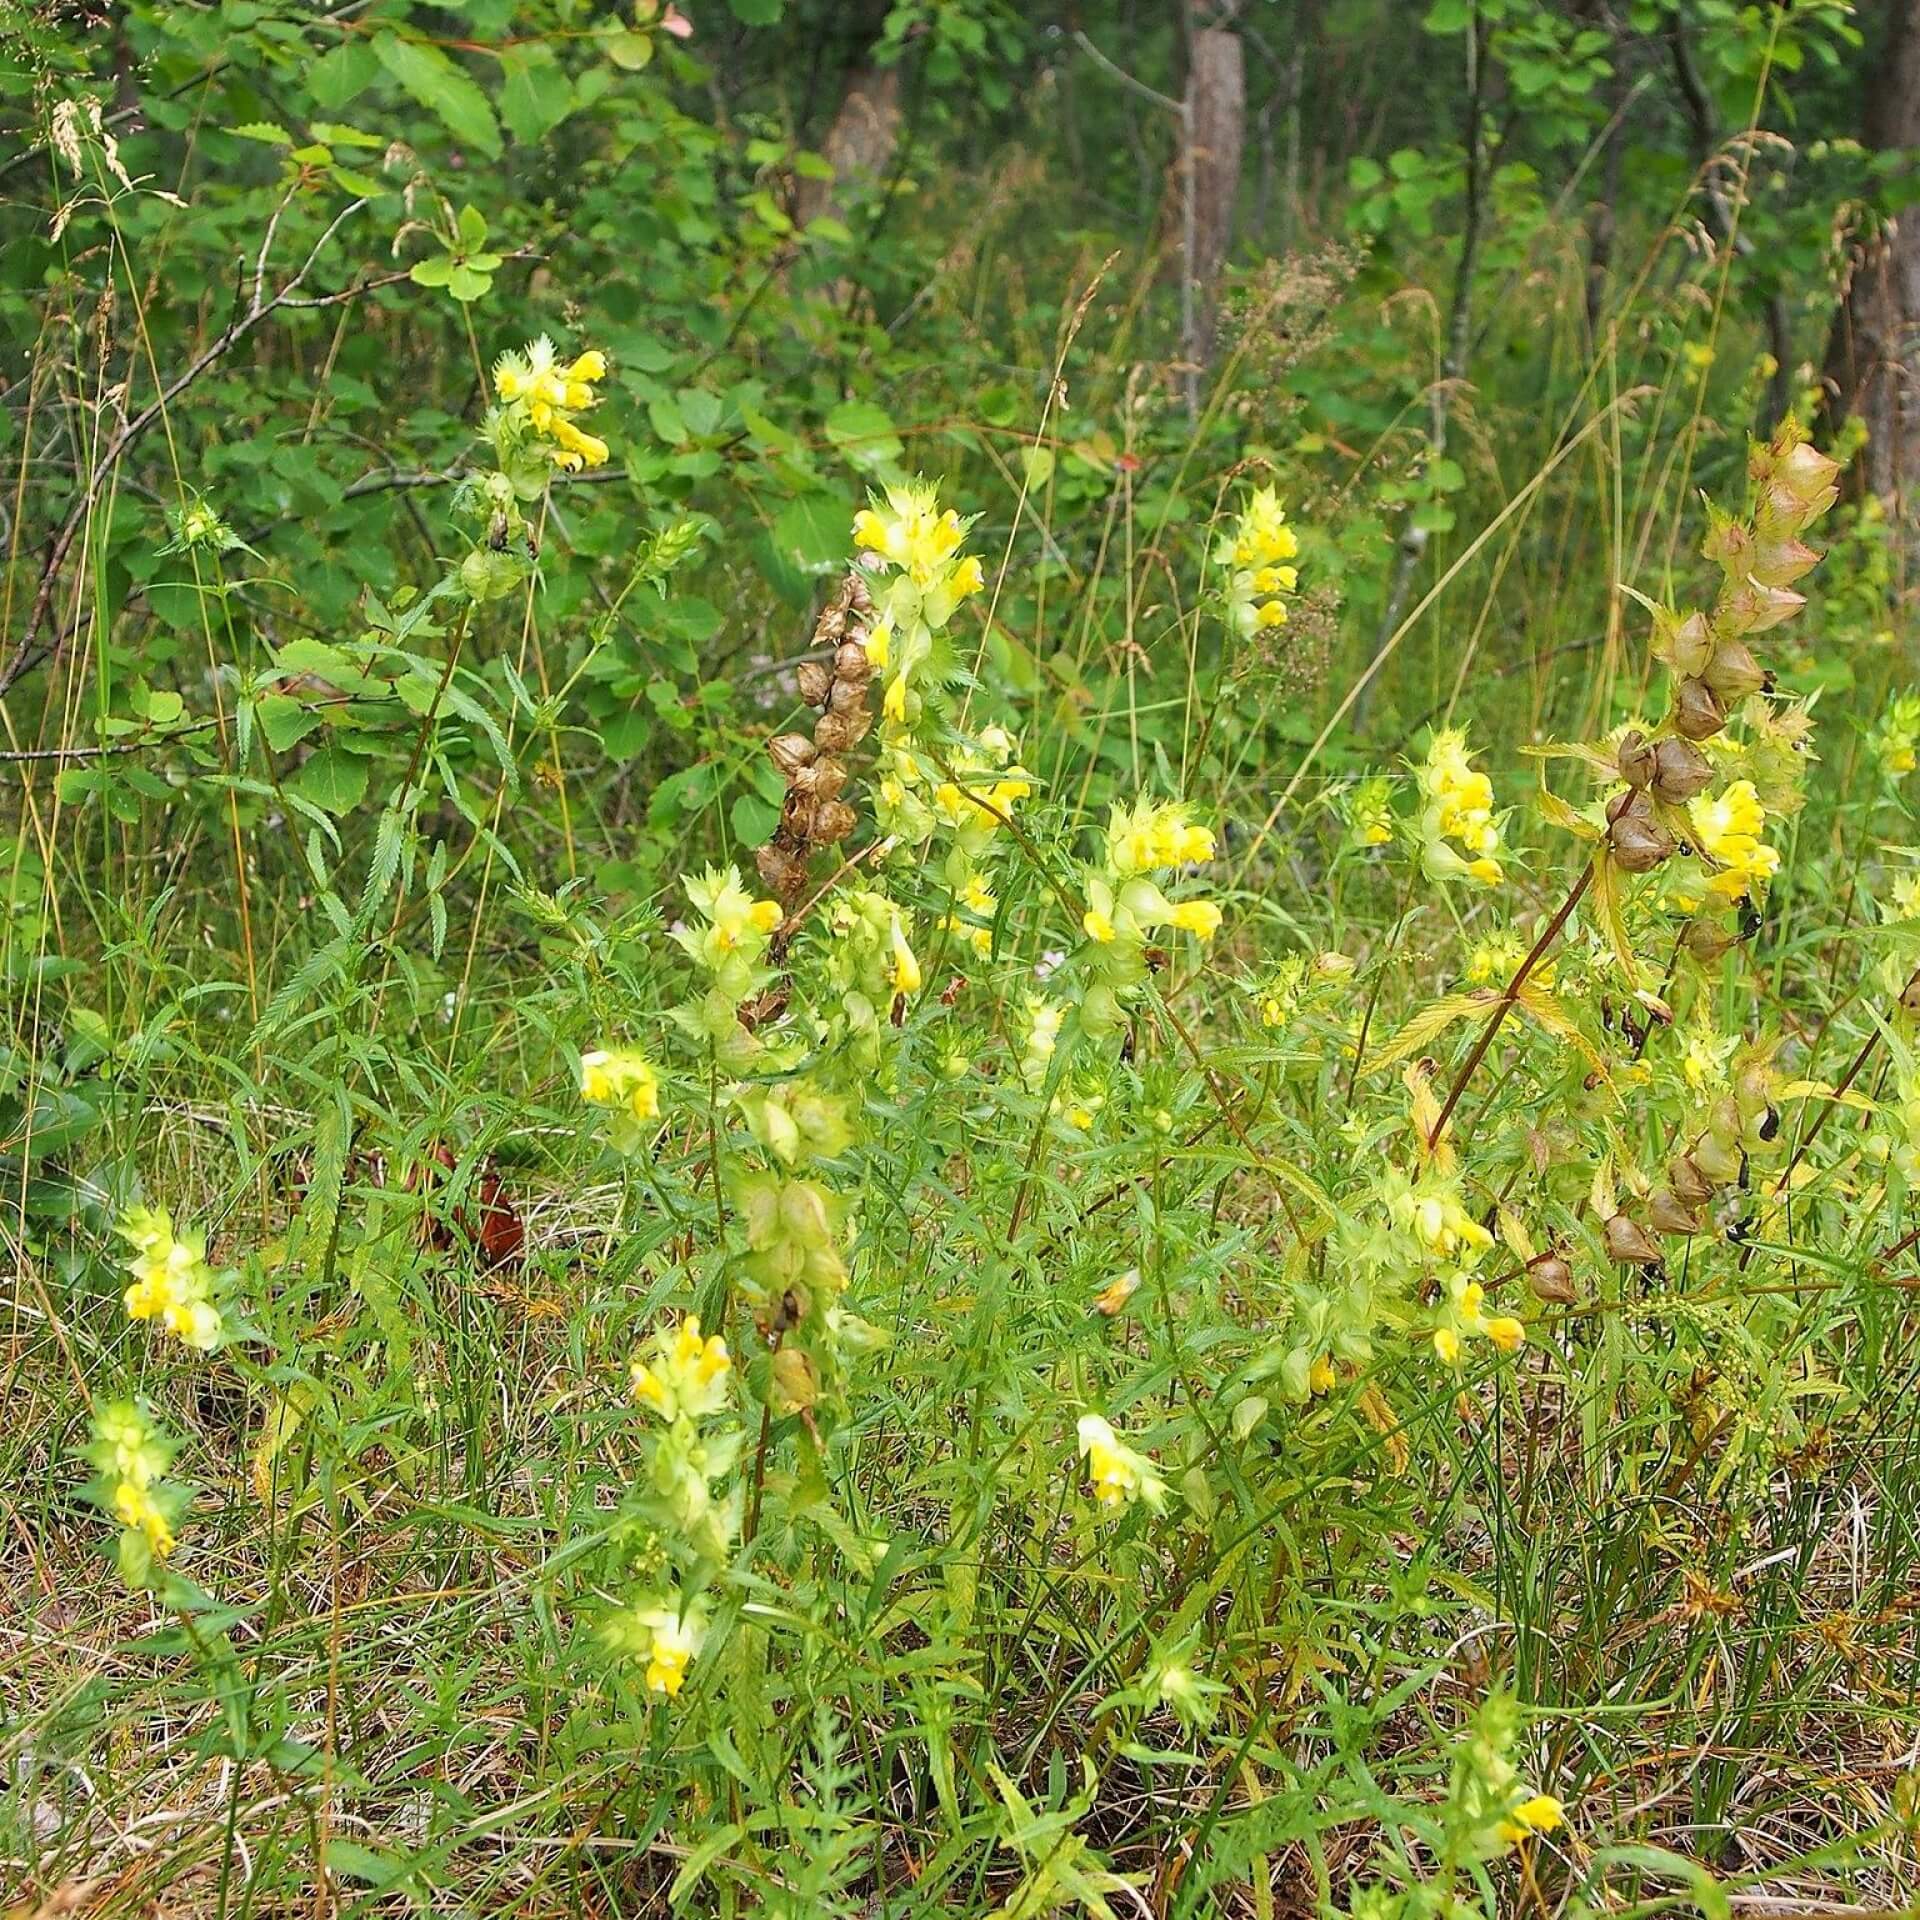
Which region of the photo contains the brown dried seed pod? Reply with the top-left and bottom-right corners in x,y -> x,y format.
1616,729 -> 1657,789
1668,1153 -> 1713,1207
1526,1252 -> 1576,1306
812,799 -> 857,845
1649,737 -> 1713,804
813,709 -> 871,753
1661,609 -> 1715,678
1683,915 -> 1738,962
1672,677 -> 1726,741
1608,808 -> 1675,874
826,676 -> 867,715
780,790 -> 818,841
756,841 -> 809,902
768,732 -> 817,777
1647,1189 -> 1702,1237
809,758 -> 849,802
834,641 -> 871,681
1603,1212 -> 1663,1267
1702,640 -> 1767,702
796,660 -> 834,707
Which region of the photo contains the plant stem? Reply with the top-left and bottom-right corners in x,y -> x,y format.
1429,858 -> 1595,1151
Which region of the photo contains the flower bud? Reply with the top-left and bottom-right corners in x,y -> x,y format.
768,732 -> 817,777
1608,808 -> 1675,874
1703,640 -> 1770,702
1647,1188 -> 1702,1237
1603,1212 -> 1662,1267
1616,729 -> 1657,789
796,660 -> 834,707
1526,1251 -> 1576,1305
1649,738 -> 1713,803
1673,677 -> 1726,741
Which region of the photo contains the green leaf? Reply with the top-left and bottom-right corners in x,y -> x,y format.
230,121 -> 291,146
772,493 -> 853,575
500,46 -> 575,143
372,30 -> 502,160
604,28 -> 655,70
730,792 -> 778,847
408,254 -> 455,288
447,263 -> 493,302
825,399 -> 903,475
289,747 -> 371,815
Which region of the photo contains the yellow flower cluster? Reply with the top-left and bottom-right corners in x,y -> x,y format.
1076,1413 -> 1166,1511
1432,1273 -> 1525,1367
117,1205 -> 225,1351
86,1401 -> 183,1568
580,1047 -> 661,1123
1105,796 -> 1216,876
854,482 -> 985,731
1416,730 -> 1503,886
1347,775 -> 1395,849
1215,484 -> 1301,636
633,1601 -> 704,1698
492,336 -> 610,470
1688,779 -> 1779,903
630,1315 -> 733,1423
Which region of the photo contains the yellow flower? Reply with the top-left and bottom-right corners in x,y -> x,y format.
1168,899 -> 1222,940
1254,599 -> 1287,629
1484,1315 -> 1525,1353
1690,780 -> 1778,903
114,1479 -> 176,1558
493,336 -> 611,472
950,554 -> 985,599
635,1604 -> 702,1698
1076,1413 -> 1166,1511
581,1047 -> 661,1123
630,1315 -> 732,1422
888,911 -> 922,995
1500,1792 -> 1564,1842
1433,1326 -> 1462,1366
1083,906 -> 1115,943
117,1206 -> 224,1352
1308,1354 -> 1337,1394
853,482 -> 967,588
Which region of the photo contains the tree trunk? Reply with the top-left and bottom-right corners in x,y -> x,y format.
793,63 -> 903,232
1179,6 -> 1245,412
1823,0 -> 1920,544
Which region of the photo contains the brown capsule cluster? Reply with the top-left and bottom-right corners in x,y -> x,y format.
1612,1055 -> 1778,1259
1653,426 -> 1839,751
756,571 -> 876,910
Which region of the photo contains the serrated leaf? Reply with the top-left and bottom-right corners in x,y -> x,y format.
372,30 -> 501,159
1367,989 -> 1498,1075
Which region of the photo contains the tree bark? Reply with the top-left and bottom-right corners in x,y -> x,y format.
1823,0 -> 1920,543
1179,5 -> 1245,412
793,63 -> 904,232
